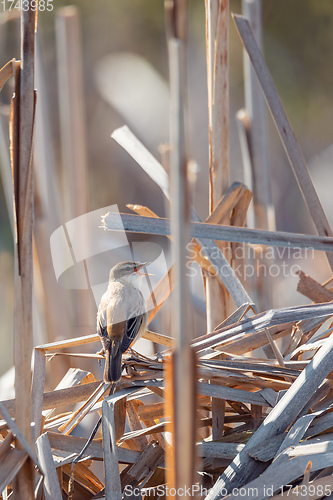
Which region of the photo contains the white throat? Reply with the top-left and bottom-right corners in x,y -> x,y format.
120,273 -> 144,291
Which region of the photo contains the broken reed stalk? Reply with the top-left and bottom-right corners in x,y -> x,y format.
0,60 -> 16,232
210,0 -> 230,207
102,211 -> 333,253
0,60 -> 14,91
165,1 -> 197,496
233,14 -> 333,272
11,4 -> 36,498
35,433 -> 62,498
297,270 -> 333,303
205,0 -> 230,444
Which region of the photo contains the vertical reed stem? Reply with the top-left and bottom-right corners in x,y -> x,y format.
12,3 -> 36,498
166,1 -> 197,497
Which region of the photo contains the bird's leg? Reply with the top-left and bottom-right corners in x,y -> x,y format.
128,347 -> 136,357
125,364 -> 137,377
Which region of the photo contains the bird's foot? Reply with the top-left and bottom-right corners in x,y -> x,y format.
125,364 -> 137,377
126,347 -> 137,359
96,348 -> 105,366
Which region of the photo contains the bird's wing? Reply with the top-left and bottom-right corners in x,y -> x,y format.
97,282 -> 147,351
119,314 -> 145,353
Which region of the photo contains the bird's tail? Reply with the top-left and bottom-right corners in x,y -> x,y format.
104,348 -> 122,383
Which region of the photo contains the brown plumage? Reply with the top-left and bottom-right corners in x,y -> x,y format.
97,261 -> 150,382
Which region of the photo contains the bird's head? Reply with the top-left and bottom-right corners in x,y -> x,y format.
109,261 -> 152,287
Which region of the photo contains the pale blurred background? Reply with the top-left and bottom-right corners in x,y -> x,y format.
1,0 -> 333,384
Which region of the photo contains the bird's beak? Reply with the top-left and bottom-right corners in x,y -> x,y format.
136,262 -> 154,276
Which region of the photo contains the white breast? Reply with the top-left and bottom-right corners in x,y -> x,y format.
97,279 -> 147,328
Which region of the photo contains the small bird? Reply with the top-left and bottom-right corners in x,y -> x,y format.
97,261 -> 150,382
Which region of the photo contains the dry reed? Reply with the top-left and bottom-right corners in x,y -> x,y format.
1,1 -> 333,499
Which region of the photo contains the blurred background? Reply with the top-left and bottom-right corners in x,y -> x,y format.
0,0 -> 333,387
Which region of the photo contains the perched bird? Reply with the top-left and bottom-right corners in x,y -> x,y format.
97,261 -> 150,382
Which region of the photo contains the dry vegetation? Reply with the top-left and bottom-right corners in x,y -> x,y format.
1,1 -> 333,499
